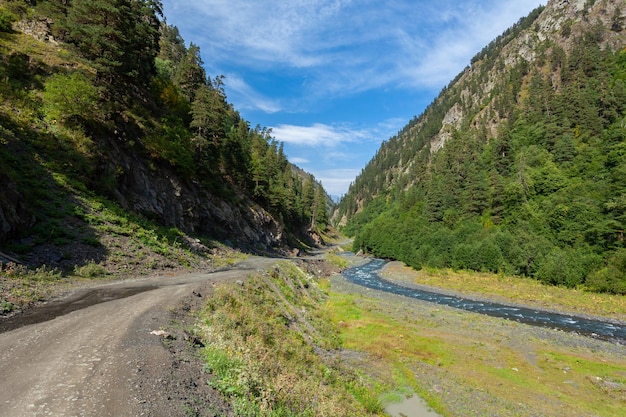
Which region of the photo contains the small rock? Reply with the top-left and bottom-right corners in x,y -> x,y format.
183,331 -> 205,347
601,381 -> 625,391
150,330 -> 175,340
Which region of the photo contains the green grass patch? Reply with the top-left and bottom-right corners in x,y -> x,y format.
73,261 -> 107,278
0,262 -> 64,313
323,278 -> 626,417
323,291 -> 450,416
326,252 -> 348,269
196,262 -> 383,416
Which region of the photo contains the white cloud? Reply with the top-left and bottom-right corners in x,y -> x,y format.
164,0 -> 544,101
289,157 -> 310,165
272,117 -> 405,148
316,169 -> 361,197
165,0 -> 350,68
275,118 -> 407,195
224,74 -> 282,113
271,123 -> 366,147
396,0 -> 546,88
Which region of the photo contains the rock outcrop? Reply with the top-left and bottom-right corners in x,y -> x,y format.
101,137 -> 284,250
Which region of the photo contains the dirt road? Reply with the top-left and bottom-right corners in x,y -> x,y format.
0,257 -> 278,417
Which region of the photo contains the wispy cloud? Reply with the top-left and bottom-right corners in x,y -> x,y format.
396,1 -> 547,88
224,74 -> 282,113
316,169 -> 361,197
274,118 -> 406,195
165,0 -> 543,106
289,157 -> 310,165
166,0 -> 349,68
271,123 -> 368,147
271,117 -> 405,148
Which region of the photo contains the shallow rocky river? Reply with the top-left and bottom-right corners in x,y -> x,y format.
343,258 -> 626,344
337,256 -> 626,417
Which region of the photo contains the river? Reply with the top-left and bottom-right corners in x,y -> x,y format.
342,258 -> 626,344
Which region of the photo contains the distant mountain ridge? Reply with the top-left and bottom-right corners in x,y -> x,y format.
336,0 -> 626,293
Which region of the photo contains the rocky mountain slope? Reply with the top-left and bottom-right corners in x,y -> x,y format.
336,0 -> 626,293
0,0 -> 331,272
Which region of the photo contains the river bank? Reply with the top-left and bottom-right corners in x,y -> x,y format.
380,261 -> 626,323
325,255 -> 626,416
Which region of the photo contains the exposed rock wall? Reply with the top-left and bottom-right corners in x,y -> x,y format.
102,137 -> 284,250
0,174 -> 34,244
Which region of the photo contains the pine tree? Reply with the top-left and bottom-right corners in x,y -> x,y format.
172,44 -> 206,102
314,185 -> 329,227
65,0 -> 162,90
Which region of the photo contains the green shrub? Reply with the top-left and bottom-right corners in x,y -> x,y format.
586,249 -> 626,294
0,8 -> 15,33
143,118 -> 195,176
535,247 -> 601,287
0,300 -> 15,314
42,72 -> 99,125
73,261 -> 107,278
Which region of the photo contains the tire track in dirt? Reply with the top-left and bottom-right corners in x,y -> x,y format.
0,259 -> 278,416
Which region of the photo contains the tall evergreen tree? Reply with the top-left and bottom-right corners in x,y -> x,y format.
65,0 -> 162,90
173,43 -> 206,102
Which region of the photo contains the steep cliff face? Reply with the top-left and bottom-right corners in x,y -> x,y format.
102,137 -> 283,249
426,0 -> 624,156
0,122 -> 286,263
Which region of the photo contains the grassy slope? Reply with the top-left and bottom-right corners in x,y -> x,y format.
195,254 -> 626,416
195,260 -> 384,416
0,19 -> 248,313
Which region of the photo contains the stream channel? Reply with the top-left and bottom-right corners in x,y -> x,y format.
341,258 -> 626,417
343,258 -> 626,344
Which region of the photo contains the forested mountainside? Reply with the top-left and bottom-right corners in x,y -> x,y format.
336,0 -> 626,293
0,0 -> 331,269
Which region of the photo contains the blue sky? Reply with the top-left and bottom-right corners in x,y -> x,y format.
161,0 -> 544,198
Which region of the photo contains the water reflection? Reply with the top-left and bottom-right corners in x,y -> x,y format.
343,258 -> 626,344
385,395 -> 442,417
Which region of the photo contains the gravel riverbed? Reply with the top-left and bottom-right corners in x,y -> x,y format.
329,258 -> 626,417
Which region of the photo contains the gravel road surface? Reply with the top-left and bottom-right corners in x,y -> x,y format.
0,258 -> 277,417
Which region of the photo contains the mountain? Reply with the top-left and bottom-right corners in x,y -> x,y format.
336,0 -> 626,293
0,0 -> 331,272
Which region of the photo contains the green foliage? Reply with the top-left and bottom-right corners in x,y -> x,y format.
587,249 -> 626,294
60,0 -> 162,90
42,72 -> 99,125
534,247 -> 601,287
73,261 -> 107,278
198,263 -> 381,416
341,9 -> 626,294
0,299 -> 14,313
0,7 -> 16,32
143,116 -> 195,175
0,0 -> 331,260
